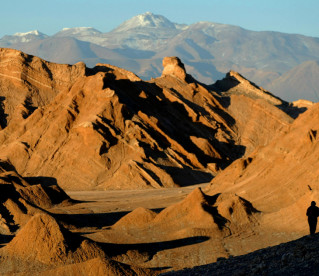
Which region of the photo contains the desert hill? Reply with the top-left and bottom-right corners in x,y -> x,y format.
268,60 -> 319,102
0,212 -> 154,275
0,159 -> 71,235
0,48 -> 301,191
205,100 -> 319,237
83,187 -> 262,269
0,159 -> 155,275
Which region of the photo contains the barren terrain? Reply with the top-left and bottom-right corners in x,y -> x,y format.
47,184 -> 307,273
0,48 -> 317,274
64,183 -> 207,214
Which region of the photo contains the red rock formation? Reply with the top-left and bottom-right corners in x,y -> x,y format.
161,56 -> 187,81
0,48 -> 86,130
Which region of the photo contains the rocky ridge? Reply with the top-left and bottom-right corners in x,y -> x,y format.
0,49 -> 301,191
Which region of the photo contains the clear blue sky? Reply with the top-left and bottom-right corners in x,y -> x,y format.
1,0 -> 318,38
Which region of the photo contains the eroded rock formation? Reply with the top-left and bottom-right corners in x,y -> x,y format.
0,49 -> 305,191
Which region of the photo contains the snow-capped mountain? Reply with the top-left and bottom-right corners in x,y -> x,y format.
54,27 -> 102,37
52,27 -> 105,46
49,13 -> 188,51
0,30 -> 48,46
112,11 -> 187,32
101,12 -> 188,50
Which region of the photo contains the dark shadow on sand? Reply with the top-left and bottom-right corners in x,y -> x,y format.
163,233 -> 319,275
0,234 -> 14,248
24,176 -> 82,204
24,176 -> 58,187
53,211 -> 130,229
100,236 -> 210,260
52,208 -> 165,229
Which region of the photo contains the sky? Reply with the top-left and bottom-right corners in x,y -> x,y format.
1,0 -> 318,38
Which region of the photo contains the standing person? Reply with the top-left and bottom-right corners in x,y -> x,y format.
306,201 -> 319,235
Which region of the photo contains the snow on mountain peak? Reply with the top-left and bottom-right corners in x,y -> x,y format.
62,27 -> 98,32
136,12 -> 173,27
113,12 -> 181,32
4,30 -> 48,43
14,30 -> 44,37
55,27 -> 102,37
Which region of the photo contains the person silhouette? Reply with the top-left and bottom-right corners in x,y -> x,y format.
306,201 -> 319,235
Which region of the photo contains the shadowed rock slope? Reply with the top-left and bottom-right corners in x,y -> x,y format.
268,60 -> 319,102
0,159 -> 71,235
0,48 -> 303,190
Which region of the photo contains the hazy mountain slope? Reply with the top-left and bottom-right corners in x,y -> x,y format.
267,60 -> 319,102
54,27 -> 102,37
0,30 -> 48,46
9,37 -> 127,66
153,21 -> 319,85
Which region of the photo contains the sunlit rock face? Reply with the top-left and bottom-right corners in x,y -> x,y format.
161,56 -> 187,81
0,48 -> 300,190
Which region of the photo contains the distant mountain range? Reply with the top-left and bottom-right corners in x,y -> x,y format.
1,12 -> 319,102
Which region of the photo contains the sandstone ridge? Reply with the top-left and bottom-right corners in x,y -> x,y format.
214,70 -> 284,106
0,48 -> 305,190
